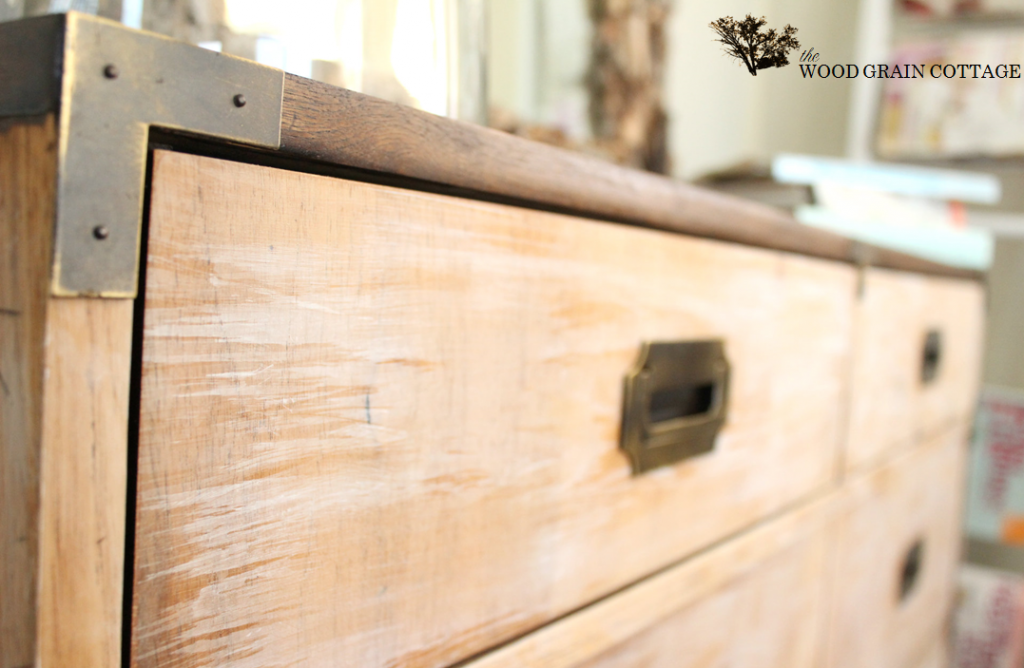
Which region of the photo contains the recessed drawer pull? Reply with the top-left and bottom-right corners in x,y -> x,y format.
898,539 -> 925,603
621,340 -> 730,474
921,329 -> 942,384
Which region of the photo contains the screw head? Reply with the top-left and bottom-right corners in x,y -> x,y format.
103,64 -> 119,79
92,225 -> 110,240
233,93 -> 247,108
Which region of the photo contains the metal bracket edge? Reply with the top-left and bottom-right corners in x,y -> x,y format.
1,12 -> 284,297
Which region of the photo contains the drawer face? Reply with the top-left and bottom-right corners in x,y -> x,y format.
846,269 -> 983,471
572,527 -> 829,668
129,152 -> 854,668
913,645 -> 950,668
462,494 -> 836,668
826,426 -> 967,668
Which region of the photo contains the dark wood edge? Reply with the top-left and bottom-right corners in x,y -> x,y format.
279,74 -> 983,282
0,14 -> 65,119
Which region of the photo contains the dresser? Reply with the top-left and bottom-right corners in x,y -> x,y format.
0,13 -> 985,668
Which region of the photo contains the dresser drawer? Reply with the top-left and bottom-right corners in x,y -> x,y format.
128,151 -> 854,668
846,269 -> 984,471
913,644 -> 950,668
825,425 -> 968,668
568,522 -> 830,668
458,492 -> 835,668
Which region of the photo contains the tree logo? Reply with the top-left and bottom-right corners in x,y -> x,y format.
710,15 -> 800,76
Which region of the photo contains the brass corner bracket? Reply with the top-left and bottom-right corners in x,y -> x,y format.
0,12 -> 284,297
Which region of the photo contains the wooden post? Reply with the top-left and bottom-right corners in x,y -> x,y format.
1,114 -> 134,668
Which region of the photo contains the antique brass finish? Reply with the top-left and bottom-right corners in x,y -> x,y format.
621,340 -> 730,474
0,12 -> 284,297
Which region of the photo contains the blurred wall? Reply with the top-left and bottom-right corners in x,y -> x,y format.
487,0 -> 864,179
666,0 -> 861,178
664,0 -> 771,178
487,0 -> 590,141
964,236 -> 1024,573
983,238 -> 1024,392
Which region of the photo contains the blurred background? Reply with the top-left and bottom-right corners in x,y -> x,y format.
6,0 -> 1024,662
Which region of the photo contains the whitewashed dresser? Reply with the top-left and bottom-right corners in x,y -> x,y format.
0,13 -> 984,668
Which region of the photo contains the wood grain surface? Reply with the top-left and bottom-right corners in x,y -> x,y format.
1,115 -> 134,668
461,491 -> 837,668
845,269 -> 985,473
35,297 -> 133,668
914,643 -> 951,668
825,425 -> 969,668
131,150 -> 855,668
279,75 -> 979,282
571,525 -> 828,668
0,115 -> 55,668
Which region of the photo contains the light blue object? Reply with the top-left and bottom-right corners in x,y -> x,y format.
796,205 -> 993,270
965,387 -> 1024,543
773,154 -> 1001,205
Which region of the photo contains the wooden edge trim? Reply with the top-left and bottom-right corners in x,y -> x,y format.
0,14 -> 65,120
0,113 -> 132,668
455,489 -> 843,668
859,245 -> 983,282
1,114 -> 57,668
36,298 -> 133,668
279,75 -> 982,283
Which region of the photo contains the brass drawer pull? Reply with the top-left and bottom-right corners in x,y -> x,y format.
922,330 -> 942,384
621,340 -> 730,474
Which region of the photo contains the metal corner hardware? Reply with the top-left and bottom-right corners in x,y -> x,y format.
0,12 -> 284,297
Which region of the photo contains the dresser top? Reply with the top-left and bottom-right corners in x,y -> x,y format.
0,12 -> 982,298
279,75 -> 981,282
